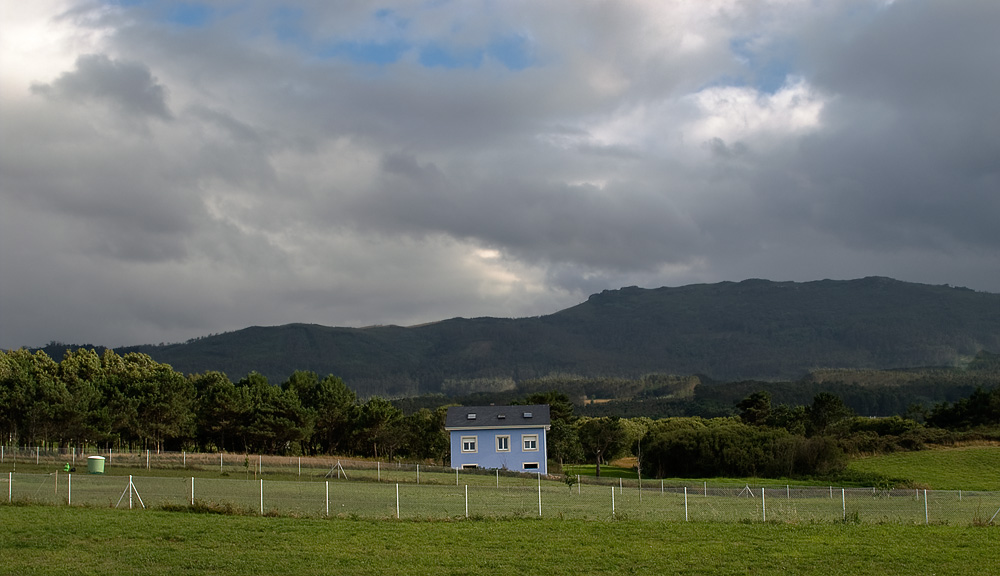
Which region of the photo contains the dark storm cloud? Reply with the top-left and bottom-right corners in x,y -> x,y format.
31,53 -> 173,120
2,0 -> 999,350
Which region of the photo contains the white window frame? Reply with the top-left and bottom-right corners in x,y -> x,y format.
462,463 -> 478,470
522,434 -> 538,451
461,436 -> 477,453
496,435 -> 510,452
523,462 -> 539,470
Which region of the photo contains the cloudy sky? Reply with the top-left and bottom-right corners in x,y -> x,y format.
2,0 -> 998,349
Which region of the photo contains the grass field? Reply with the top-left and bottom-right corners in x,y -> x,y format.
2,506 -> 997,576
846,445 -> 1000,490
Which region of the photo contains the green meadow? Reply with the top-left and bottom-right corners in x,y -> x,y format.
846,445 -> 1000,490
2,506 -> 998,576
3,446 -> 1000,575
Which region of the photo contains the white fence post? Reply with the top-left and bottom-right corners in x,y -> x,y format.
416,464 -> 419,484
538,472 -> 542,517
456,468 -> 459,486
7,472 -> 10,502
396,483 -> 400,519
68,474 -> 72,506
762,487 -> 766,522
260,479 -> 264,515
465,485 -> 468,518
924,489 -> 929,525
611,486 -> 615,518
326,481 -> 329,517
191,477 -> 195,505
842,488 -> 846,521
684,487 -> 688,522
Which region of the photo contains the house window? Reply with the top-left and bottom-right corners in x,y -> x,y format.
523,462 -> 539,470
522,434 -> 538,451
461,436 -> 477,453
496,435 -> 510,452
462,464 -> 478,470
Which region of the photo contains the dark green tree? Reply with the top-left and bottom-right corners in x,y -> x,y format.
806,392 -> 853,437
193,371 -> 249,452
355,396 -> 404,460
576,416 -> 626,477
737,391 -> 772,426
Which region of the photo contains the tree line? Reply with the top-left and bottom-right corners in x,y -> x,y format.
3,348 -> 998,481
0,348 -> 448,462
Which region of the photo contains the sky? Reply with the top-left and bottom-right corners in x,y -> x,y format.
2,0 -> 999,350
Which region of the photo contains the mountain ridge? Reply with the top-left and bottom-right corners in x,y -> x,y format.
37,277 -> 1000,396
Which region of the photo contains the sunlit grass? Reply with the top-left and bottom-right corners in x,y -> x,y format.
1,506 -> 997,576
847,444 -> 1000,490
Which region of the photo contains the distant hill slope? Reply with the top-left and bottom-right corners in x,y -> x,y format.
74,277 -> 1000,396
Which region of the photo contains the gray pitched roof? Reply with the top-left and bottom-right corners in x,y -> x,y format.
445,404 -> 551,429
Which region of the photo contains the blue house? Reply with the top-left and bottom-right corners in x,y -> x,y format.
445,405 -> 551,475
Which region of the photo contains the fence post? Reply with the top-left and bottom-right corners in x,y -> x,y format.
377,461 -> 380,482
465,485 -> 468,518
260,479 -> 264,516
684,487 -> 688,522
183,451 -> 186,468
924,489 -> 929,525
842,488 -> 846,521
496,469 -> 499,488
37,446 -> 40,465
8,472 -> 11,502
538,472 -> 542,517
704,481 -> 707,497
191,477 -> 195,506
762,487 -> 766,522
326,481 -> 329,517
396,483 -> 400,519
612,486 -> 615,518
417,464 -> 419,484
146,449 -> 150,470
298,457 -> 301,477
456,468 -> 459,486
68,474 -> 71,506
221,452 -> 223,473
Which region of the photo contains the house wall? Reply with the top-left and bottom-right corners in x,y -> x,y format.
449,426 -> 548,475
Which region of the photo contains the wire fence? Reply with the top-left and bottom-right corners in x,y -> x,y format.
3,469 -> 999,525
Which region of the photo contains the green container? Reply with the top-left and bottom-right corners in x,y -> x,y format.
87,456 -> 105,474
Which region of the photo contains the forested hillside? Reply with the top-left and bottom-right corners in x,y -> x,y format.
39,277 -> 1000,397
